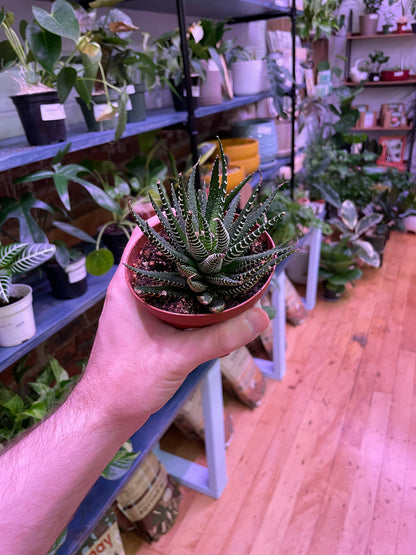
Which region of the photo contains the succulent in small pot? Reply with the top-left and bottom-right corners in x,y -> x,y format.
124,139 -> 297,328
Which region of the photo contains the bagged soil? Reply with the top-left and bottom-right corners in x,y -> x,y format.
174,384 -> 234,446
116,452 -> 182,543
77,507 -> 125,555
285,274 -> 307,326
220,346 -> 266,408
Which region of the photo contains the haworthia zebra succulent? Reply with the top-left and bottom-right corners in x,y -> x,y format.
126,138 -> 297,313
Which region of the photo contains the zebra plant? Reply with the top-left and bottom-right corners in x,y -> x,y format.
127,139 -> 297,314
0,242 -> 56,304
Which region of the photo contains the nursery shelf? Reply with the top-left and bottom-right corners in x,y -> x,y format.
0,268 -> 116,373
0,93 -> 273,173
347,32 -> 416,39
344,79 -> 416,87
351,125 -> 412,132
122,0 -> 297,20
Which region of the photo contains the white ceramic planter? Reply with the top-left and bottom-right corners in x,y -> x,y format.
231,60 -> 269,96
403,215 -> 416,233
0,284 -> 36,347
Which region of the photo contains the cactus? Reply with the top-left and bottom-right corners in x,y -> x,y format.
126,139 -> 296,313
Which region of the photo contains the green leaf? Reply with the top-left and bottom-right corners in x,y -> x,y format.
9,243 -> 56,275
57,66 -> 77,103
0,268 -> 12,302
0,39 -> 17,72
0,193 -> 53,243
101,448 -> 139,480
52,221 -> 96,245
115,88 -> 128,142
26,22 -> 61,73
21,399 -> 48,420
86,249 -> 114,276
32,0 -> 80,43
340,200 -> 358,231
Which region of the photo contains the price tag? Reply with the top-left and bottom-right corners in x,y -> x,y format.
40,103 -> 66,121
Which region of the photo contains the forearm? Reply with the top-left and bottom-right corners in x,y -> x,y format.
0,375 -> 147,555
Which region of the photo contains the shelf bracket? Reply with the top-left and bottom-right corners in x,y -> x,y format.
154,359 -> 227,499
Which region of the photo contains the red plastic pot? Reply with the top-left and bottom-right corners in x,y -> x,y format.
381,69 -> 410,81
124,215 -> 275,329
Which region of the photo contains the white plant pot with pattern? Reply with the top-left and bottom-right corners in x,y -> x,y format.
0,284 -> 36,347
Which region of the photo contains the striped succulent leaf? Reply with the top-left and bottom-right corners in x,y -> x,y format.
127,138 -> 297,313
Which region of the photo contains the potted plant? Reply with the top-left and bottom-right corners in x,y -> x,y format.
226,46 -> 269,97
328,199 -> 383,268
74,3 -> 158,127
319,241 -> 363,300
367,50 -> 390,81
0,0 -> 131,145
154,28 -> 205,111
359,0 -> 383,35
0,241 -> 55,347
187,18 -> 233,105
389,0 -> 416,32
297,0 -> 345,41
0,146 -> 122,288
124,139 -> 297,328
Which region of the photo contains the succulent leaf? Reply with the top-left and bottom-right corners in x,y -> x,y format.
185,211 -> 209,262
214,218 -> 230,253
198,252 -> 225,274
187,275 -> 208,292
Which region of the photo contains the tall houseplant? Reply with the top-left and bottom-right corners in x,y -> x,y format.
124,139 -> 297,328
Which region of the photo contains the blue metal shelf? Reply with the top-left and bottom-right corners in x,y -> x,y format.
0,93 -> 275,173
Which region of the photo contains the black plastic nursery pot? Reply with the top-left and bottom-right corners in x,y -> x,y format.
127,83 -> 146,123
44,259 -> 88,300
76,91 -> 119,132
101,225 -> 129,264
170,76 -> 199,112
11,91 -> 67,146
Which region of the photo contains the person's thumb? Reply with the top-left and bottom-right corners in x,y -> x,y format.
181,306 -> 269,368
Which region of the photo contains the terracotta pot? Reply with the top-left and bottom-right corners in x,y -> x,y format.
217,138 -> 259,160
125,215 -> 275,329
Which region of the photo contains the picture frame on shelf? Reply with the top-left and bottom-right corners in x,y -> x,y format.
377,135 -> 407,170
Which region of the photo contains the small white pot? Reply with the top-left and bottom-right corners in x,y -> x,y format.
0,284 -> 36,347
403,215 -> 416,233
231,60 -> 269,96
200,59 -> 223,106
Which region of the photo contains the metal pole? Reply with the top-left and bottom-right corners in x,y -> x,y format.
290,0 -> 297,198
175,0 -> 200,175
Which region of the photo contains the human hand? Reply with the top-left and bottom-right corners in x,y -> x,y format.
85,228 -> 269,432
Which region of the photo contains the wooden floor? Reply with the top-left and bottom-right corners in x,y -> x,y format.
121,230 -> 416,555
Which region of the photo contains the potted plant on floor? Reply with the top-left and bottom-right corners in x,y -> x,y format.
319,241 -> 363,300
0,242 -> 55,347
124,139 -> 297,328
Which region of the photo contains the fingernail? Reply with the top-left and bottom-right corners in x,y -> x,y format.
245,307 -> 268,335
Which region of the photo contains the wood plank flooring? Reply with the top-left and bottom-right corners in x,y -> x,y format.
121,230 -> 416,555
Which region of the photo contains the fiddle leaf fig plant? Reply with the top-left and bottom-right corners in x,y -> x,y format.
126,139 -> 297,314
